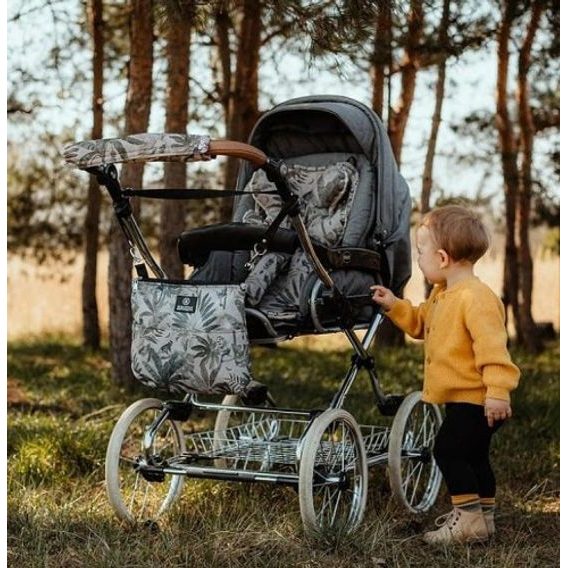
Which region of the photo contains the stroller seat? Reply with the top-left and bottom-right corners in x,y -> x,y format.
176,95 -> 411,343
180,152 -> 384,342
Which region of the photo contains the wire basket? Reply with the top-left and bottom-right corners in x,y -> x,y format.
180,416 -> 390,473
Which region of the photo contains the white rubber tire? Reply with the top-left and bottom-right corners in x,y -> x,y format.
299,409 -> 368,538
105,398 -> 186,523
212,394 -> 240,468
387,391 -> 442,513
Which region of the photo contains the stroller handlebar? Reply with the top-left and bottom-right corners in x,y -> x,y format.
209,140 -> 267,166
63,133 -> 268,170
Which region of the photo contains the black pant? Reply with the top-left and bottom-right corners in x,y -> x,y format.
433,402 -> 504,498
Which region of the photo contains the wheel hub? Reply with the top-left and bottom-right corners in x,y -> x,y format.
134,455 -> 166,482
418,447 -> 431,464
337,471 -> 350,491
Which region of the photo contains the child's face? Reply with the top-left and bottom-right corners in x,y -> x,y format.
416,226 -> 446,284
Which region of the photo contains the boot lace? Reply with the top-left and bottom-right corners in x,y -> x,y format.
434,508 -> 460,528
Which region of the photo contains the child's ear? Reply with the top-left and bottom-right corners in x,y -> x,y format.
437,249 -> 450,268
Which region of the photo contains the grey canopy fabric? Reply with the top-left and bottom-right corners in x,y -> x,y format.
234,95 -> 412,295
63,133 -> 211,169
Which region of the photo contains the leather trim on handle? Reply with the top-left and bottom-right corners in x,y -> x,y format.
209,140 -> 268,166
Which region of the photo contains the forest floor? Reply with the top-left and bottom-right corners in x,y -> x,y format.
7,336 -> 559,567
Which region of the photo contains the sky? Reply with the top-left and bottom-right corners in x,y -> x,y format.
6,0 -> 559,215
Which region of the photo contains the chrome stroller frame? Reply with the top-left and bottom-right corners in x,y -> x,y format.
67,124 -> 443,537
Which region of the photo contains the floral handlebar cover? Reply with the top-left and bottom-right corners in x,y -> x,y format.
63,133 -> 211,169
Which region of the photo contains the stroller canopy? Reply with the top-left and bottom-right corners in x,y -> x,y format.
237,95 -> 412,294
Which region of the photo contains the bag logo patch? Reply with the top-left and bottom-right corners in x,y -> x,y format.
175,295 -> 198,313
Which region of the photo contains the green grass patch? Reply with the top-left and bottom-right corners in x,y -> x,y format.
8,335 -> 559,567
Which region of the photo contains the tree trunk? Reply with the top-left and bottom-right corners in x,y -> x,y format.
221,0 -> 262,222
516,1 -> 544,352
372,1 -> 414,347
495,0 -> 521,344
159,14 -> 191,279
82,0 -> 104,350
420,0 -> 449,216
215,4 -> 232,138
215,3 -> 234,223
420,0 -> 449,299
370,2 -> 391,120
108,0 -> 153,389
388,0 -> 424,165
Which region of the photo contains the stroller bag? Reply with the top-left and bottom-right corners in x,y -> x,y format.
130,279 -> 252,395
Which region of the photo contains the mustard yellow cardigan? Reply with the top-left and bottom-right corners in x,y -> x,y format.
385,276 -> 520,405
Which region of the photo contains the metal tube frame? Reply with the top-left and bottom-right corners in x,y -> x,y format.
92,156 -> 393,486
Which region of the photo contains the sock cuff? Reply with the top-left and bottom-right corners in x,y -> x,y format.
451,494 -> 480,507
480,497 -> 496,507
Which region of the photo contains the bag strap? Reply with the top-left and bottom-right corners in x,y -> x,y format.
122,188 -> 280,200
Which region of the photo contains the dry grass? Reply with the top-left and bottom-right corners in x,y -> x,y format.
7,246 -> 560,347
7,337 -> 560,567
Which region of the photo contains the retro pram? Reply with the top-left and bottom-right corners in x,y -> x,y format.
64,95 -> 442,537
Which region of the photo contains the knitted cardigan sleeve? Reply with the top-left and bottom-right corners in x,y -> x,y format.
464,289 -> 521,402
385,296 -> 432,339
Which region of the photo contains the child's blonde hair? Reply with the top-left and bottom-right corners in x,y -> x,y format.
420,205 -> 490,263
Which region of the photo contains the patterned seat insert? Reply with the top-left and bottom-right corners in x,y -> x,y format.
241,161 -> 359,321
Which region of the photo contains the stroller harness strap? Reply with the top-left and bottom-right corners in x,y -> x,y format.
122,188 -> 280,200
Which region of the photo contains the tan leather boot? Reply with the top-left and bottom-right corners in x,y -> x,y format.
483,509 -> 495,536
423,507 -> 489,545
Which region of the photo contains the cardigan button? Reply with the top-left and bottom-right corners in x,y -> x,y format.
426,356 -> 432,364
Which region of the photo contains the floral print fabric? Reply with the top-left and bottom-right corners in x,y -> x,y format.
63,133 -> 211,169
131,279 -> 252,395
242,162 -> 359,320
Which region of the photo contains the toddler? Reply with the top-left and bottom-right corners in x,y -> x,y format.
371,205 -> 520,545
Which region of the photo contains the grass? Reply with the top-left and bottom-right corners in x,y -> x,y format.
7,335 -> 559,567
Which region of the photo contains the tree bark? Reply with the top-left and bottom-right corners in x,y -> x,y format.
82,0 -> 104,350
420,0 -> 449,216
516,0 -> 544,352
420,0 -> 449,299
221,0 -> 262,222
370,2 -> 391,120
388,0 -> 424,165
159,14 -> 191,279
108,0 -> 153,389
215,4 -> 232,138
495,0 -> 521,343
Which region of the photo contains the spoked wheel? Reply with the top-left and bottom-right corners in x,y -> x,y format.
213,394 -> 277,469
298,409 -> 368,538
105,398 -> 186,523
387,391 -> 442,513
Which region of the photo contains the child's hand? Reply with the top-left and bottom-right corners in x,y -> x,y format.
370,285 -> 396,311
484,398 -> 512,427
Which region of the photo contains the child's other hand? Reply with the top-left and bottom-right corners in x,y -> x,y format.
370,285 -> 396,311
484,398 -> 512,427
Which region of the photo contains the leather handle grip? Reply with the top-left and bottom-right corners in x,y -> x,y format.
209,140 -> 268,166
